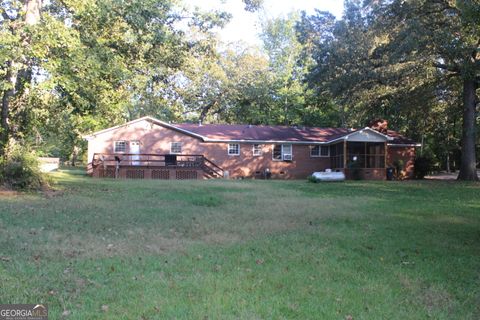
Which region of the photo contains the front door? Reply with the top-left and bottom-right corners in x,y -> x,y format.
130,141 -> 140,165
165,154 -> 177,166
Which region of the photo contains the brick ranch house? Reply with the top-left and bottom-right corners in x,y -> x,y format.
83,116 -> 420,180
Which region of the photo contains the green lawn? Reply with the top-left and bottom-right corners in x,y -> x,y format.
0,169 -> 479,319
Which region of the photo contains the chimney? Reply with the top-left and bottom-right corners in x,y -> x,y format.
368,119 -> 388,134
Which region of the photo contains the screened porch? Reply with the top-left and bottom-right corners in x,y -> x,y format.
329,140 -> 387,180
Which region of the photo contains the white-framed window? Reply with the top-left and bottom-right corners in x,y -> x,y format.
252,144 -> 262,156
114,140 -> 126,153
282,144 -> 292,160
310,145 -> 330,157
273,144 -> 293,161
228,143 -> 240,156
170,142 -> 182,154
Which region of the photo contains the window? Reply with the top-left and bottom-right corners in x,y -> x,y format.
310,145 -> 329,157
228,143 -> 240,156
273,144 -> 282,160
170,142 -> 182,154
273,144 -> 292,161
282,144 -> 292,160
114,141 -> 126,153
252,144 -> 262,156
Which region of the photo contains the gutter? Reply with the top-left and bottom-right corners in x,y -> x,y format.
387,143 -> 422,147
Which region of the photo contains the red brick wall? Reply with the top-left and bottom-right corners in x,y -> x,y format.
87,120 -> 331,179
387,146 -> 416,179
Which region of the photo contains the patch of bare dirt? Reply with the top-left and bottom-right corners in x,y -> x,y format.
0,186 -> 18,197
42,188 -> 64,199
421,285 -> 453,315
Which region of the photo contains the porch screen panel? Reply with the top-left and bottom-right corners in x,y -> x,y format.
366,143 -> 385,168
347,142 -> 385,168
330,143 -> 344,169
347,142 -> 366,168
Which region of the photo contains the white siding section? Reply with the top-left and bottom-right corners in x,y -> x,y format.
346,130 -> 388,142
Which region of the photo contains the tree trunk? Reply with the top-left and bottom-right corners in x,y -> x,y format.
71,145 -> 79,167
0,91 -> 12,157
24,0 -> 42,25
457,79 -> 478,181
0,66 -> 17,157
446,152 -> 450,173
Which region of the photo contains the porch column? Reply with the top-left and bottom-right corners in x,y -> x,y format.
384,141 -> 387,168
343,140 -> 347,169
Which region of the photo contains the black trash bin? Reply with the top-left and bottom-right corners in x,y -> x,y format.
264,169 -> 272,180
386,167 -> 394,181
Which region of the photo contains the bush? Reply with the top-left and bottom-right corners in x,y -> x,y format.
307,175 -> 319,183
414,156 -> 433,179
0,147 -> 47,190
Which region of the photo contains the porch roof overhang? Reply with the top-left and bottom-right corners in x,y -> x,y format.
327,127 -> 393,144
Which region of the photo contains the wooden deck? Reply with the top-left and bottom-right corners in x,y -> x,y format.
88,154 -> 224,180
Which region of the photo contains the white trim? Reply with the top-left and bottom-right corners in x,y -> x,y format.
170,142 -> 182,154
204,138 -> 328,145
272,144 -> 282,161
388,143 -> 422,147
83,116 -> 206,141
329,127 -> 393,144
272,144 -> 293,161
113,140 -> 127,153
84,117 -> 419,148
310,145 -> 330,157
227,143 -> 240,156
252,144 -> 262,156
282,144 -> 292,161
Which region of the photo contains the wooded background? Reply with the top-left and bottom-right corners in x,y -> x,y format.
1,0 -> 478,179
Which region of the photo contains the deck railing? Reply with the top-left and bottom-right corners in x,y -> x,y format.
91,153 -> 224,178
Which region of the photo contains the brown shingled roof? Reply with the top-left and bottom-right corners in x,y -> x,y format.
386,130 -> 418,145
175,123 -> 350,142
84,116 -> 419,146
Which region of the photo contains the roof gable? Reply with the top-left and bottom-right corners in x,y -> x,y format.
343,127 -> 392,142
83,116 -> 206,141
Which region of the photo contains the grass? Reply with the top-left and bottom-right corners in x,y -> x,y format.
0,169 -> 479,319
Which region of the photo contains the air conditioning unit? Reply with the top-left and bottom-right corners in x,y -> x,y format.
283,154 -> 292,161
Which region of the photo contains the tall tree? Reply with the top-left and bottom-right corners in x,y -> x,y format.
299,0 -> 479,180
380,0 -> 479,180
1,0 -> 232,163
1,0 -> 43,156
262,12 -> 339,126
